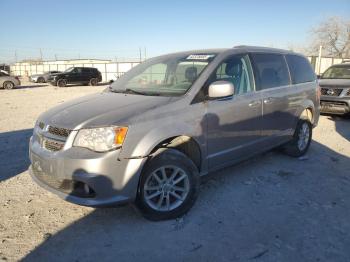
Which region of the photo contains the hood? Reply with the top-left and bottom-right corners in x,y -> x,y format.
39,91 -> 174,130
319,78 -> 350,87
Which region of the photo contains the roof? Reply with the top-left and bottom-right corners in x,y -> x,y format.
233,45 -> 296,54
158,46 -> 298,58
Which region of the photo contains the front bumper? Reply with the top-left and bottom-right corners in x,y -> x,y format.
29,136 -> 146,207
320,96 -> 350,115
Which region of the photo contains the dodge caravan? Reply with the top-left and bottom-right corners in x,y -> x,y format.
29,46 -> 320,220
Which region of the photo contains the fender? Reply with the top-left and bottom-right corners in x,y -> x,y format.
119,117 -> 206,160
293,99 -> 316,129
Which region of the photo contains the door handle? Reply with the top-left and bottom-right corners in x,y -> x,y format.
248,100 -> 261,107
263,97 -> 274,104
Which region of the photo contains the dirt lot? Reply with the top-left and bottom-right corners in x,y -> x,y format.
0,80 -> 349,262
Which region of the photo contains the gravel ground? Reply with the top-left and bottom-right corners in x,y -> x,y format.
0,80 -> 349,262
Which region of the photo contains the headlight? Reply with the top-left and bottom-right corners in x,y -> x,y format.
73,126 -> 128,152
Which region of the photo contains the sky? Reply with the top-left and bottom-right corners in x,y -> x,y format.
0,0 -> 349,63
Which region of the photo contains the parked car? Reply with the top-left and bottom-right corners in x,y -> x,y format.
0,71 -> 21,89
29,46 -> 319,220
0,69 -> 9,75
30,71 -> 61,83
48,67 -> 102,87
319,62 -> 350,115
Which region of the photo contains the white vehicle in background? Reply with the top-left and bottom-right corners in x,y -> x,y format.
30,71 -> 61,83
0,71 -> 21,89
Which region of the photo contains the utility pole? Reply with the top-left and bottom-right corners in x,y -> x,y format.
317,45 -> 323,75
144,47 -> 147,60
139,47 -> 142,62
39,48 -> 43,61
15,50 -> 17,63
55,54 -> 58,60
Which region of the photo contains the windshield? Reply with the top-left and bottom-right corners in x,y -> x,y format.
64,67 -> 75,73
322,65 -> 350,79
109,54 -> 216,96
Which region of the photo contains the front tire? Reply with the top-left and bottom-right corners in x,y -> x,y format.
283,119 -> 312,157
38,77 -> 45,83
136,148 -> 199,221
57,79 -> 67,87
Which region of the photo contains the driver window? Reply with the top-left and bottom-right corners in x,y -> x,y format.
209,54 -> 254,95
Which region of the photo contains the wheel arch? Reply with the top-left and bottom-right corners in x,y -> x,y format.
148,135 -> 202,172
295,100 -> 316,126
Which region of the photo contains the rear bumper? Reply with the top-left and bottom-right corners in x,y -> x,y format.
30,77 -> 38,83
320,96 -> 350,115
29,135 -> 146,207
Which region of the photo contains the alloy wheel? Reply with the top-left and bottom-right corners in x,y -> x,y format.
143,165 -> 190,212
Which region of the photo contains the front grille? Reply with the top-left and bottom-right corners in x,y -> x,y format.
48,126 -> 71,138
43,138 -> 64,152
32,167 -> 74,194
321,88 -> 343,96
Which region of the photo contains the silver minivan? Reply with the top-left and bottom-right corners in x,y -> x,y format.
29,46 -> 320,220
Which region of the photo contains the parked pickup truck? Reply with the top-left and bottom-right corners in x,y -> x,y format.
319,62 -> 350,115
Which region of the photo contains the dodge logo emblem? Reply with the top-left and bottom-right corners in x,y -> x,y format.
326,89 -> 334,95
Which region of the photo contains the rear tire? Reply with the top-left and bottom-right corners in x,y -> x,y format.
89,78 -> 98,86
136,148 -> 200,221
57,79 -> 67,87
38,77 -> 45,83
283,119 -> 312,157
3,81 -> 14,89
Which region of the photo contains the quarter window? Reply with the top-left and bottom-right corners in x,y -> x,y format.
285,55 -> 315,84
251,53 -> 290,89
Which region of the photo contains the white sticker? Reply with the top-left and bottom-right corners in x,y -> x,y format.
186,54 -> 215,60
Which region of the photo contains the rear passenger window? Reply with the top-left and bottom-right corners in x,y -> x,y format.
251,53 -> 290,89
286,55 -> 316,84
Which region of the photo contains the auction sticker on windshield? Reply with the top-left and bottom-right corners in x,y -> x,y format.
186,54 -> 215,60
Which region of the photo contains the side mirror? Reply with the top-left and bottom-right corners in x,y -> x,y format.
208,81 -> 234,99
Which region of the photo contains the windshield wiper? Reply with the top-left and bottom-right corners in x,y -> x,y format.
125,88 -> 160,96
109,88 -> 160,96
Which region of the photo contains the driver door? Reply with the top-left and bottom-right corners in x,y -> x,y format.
206,54 -> 263,170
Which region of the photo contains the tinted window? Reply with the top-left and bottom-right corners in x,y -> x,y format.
81,68 -> 91,73
251,53 -> 290,89
286,55 -> 315,84
212,54 -> 254,94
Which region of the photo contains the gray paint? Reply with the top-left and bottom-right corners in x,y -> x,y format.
29,46 -> 320,206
